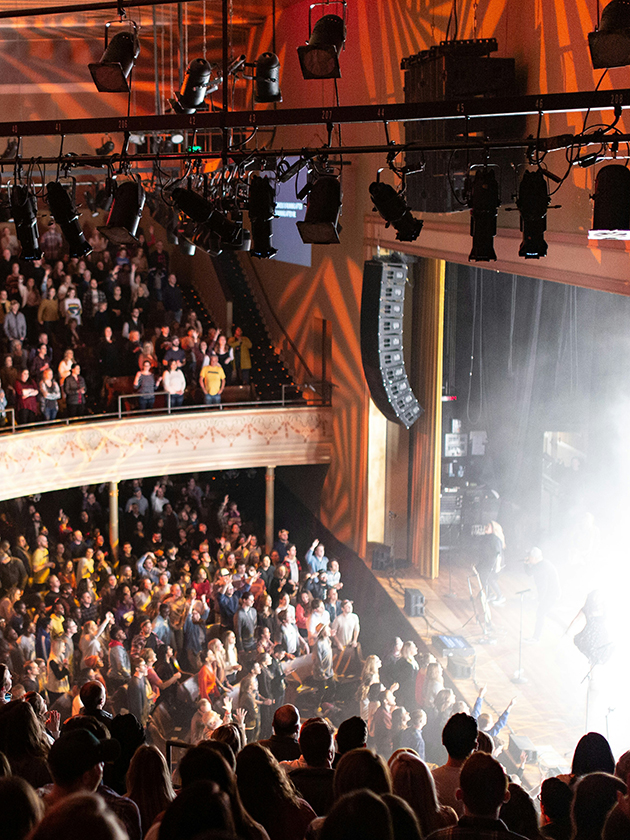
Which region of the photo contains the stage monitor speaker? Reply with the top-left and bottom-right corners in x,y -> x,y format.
401,39 -> 525,213
447,655 -> 474,679
372,544 -> 393,571
508,733 -> 538,764
404,588 -> 425,617
361,260 -> 423,429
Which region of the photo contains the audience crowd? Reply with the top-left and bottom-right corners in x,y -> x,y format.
0,474 -> 628,840
0,224 -> 254,424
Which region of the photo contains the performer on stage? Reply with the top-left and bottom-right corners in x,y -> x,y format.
475,521 -> 506,605
567,590 -> 612,667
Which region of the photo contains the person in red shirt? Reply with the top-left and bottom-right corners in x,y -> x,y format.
14,367 -> 38,424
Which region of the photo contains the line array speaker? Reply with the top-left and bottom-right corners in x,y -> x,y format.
361,259 -> 423,429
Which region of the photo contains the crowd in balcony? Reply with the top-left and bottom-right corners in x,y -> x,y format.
0,474 -> 628,840
0,223 -> 254,424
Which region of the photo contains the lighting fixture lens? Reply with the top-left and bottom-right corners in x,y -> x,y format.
298,14 -> 346,80
588,0 -> 630,69
46,182 -> 92,258
89,30 -> 141,93
369,180 -> 423,242
96,137 -> 115,156
98,180 -> 145,245
468,169 -> 500,262
297,176 -> 342,244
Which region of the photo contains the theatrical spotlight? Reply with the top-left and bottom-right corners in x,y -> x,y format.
517,169 -> 550,258
89,24 -> 140,93
1,138 -> 18,160
297,175 -> 342,244
10,185 -> 41,260
46,182 -> 92,259
589,0 -> 630,69
254,53 -> 282,102
172,188 -> 241,248
468,168 -> 500,262
171,58 -> 216,114
369,179 -> 423,242
249,174 -> 277,258
98,180 -> 145,245
95,179 -> 114,212
589,163 -> 630,240
96,136 -> 115,156
298,11 -> 346,79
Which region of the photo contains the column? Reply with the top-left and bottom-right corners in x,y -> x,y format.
265,465 -> 275,553
408,258 -> 445,578
109,480 -> 119,566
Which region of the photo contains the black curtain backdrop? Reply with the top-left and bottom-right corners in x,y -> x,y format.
448,263 -> 630,546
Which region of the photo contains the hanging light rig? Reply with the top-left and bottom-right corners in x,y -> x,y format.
89,0 -> 140,94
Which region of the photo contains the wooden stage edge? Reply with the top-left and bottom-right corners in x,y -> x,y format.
370,553 -> 630,787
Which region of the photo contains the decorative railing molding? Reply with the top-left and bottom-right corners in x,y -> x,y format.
0,406 -> 333,500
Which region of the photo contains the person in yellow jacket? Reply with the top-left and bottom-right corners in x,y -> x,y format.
31,533 -> 54,591
228,326 -> 252,385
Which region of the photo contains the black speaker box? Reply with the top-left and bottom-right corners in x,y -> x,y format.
372,544 -> 393,571
508,733 -> 538,764
447,655 -> 474,679
401,39 -> 525,213
404,588 -> 425,617
360,260 -> 423,429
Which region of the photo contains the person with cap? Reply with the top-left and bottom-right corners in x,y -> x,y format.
524,547 -> 561,643
42,727 -> 120,808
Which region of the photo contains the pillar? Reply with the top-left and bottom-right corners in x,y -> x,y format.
265,465 -> 275,553
109,480 -> 119,566
408,259 -> 445,578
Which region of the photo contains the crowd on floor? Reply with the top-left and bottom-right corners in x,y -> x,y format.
0,476 -> 628,840
0,224 -> 253,423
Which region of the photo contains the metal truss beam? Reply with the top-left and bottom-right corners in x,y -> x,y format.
0,88 -> 629,140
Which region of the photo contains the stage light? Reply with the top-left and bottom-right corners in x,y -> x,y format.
96,136 -> 115,156
89,26 -> 140,93
171,131 -> 185,145
298,13 -> 346,79
254,52 -> 282,102
172,187 -> 241,247
468,168 -> 500,262
46,181 -> 92,258
171,58 -> 215,113
589,0 -> 630,69
517,169 -> 550,258
369,180 -> 423,242
248,175 -> 277,258
297,175 -> 342,244
589,164 -> 630,240
95,179 -> 114,212
98,180 -> 145,245
10,185 -> 41,260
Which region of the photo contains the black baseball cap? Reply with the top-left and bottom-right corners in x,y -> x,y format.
48,729 -> 120,784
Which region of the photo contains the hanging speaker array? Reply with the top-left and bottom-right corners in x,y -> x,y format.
360,259 -> 423,429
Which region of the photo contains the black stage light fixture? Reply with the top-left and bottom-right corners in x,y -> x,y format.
298,13 -> 346,79
171,58 -> 215,113
517,169 -> 550,258
468,168 -> 500,262
589,163 -> 630,240
98,180 -> 145,245
248,174 -> 277,258
1,138 -> 18,160
95,178 -> 114,212
589,0 -> 630,68
89,25 -> 140,93
96,136 -> 115,156
172,188 -> 241,247
297,175 -> 342,244
369,180 -> 423,242
10,185 -> 41,260
46,181 -> 92,258
254,52 -> 282,102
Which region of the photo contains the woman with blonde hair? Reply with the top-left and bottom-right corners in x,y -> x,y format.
46,637 -> 70,706
421,661 -> 444,708
390,752 -> 457,836
125,744 -> 175,835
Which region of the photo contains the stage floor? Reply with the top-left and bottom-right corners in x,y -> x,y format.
372,550 -> 630,784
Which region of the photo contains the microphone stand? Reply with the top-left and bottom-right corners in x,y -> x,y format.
512,589 -> 530,684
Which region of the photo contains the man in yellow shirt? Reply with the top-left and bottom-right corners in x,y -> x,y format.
199,353 -> 226,405
31,533 -> 54,591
